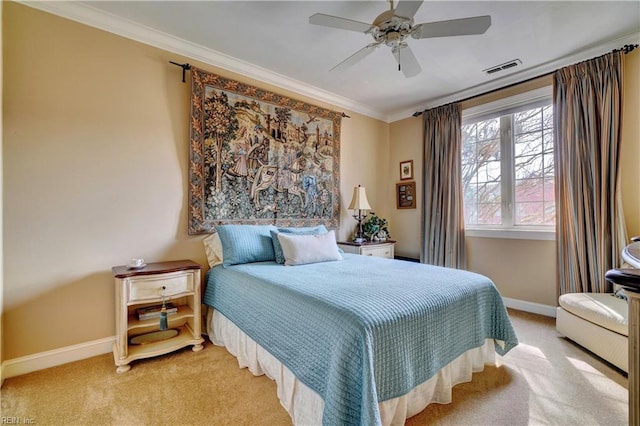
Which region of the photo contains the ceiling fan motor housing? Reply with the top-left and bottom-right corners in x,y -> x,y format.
370,11 -> 413,48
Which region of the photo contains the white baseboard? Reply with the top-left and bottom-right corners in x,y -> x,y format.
1,336 -> 115,382
503,297 -> 557,318
1,297 -> 555,382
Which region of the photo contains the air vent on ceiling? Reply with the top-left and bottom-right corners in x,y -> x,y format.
483,59 -> 522,75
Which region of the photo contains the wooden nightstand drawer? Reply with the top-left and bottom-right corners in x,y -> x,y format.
337,241 -> 395,259
127,271 -> 194,303
362,246 -> 393,259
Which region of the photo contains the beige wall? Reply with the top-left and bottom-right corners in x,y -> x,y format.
3,2 -> 638,363
388,54 -> 640,307
621,50 -> 640,237
388,117 -> 423,258
2,3 -> 389,360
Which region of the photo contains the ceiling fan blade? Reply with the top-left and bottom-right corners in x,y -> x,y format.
331,43 -> 381,72
309,13 -> 373,33
393,0 -> 424,19
392,46 -> 422,78
412,15 -> 491,39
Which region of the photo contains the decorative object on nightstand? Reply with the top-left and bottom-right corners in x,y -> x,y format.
111,259 -> 204,373
337,240 -> 396,259
348,185 -> 372,243
362,212 -> 390,242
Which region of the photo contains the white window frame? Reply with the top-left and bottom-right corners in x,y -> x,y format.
461,86 -> 555,241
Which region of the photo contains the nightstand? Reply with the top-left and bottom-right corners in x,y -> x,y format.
112,260 -> 204,373
338,240 -> 396,259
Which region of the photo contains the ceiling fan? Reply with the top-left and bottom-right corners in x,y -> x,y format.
309,0 -> 491,78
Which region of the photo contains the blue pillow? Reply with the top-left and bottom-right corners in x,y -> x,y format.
270,225 -> 328,264
215,224 -> 277,267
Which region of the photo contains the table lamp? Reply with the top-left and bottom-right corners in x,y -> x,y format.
348,185 -> 371,243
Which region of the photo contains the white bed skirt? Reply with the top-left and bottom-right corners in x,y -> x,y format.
207,308 -> 497,425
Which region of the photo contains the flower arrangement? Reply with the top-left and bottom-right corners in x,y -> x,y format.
362,213 -> 390,241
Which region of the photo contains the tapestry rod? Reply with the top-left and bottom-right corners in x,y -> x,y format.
170,60 -> 350,118
169,61 -> 191,83
411,43 -> 639,118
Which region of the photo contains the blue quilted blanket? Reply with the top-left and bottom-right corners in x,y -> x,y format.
203,254 -> 518,425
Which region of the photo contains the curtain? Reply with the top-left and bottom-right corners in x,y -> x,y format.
554,51 -> 628,295
420,103 -> 466,268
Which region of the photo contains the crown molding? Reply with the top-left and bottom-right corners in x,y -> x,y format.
390,31 -> 640,123
18,0 -> 389,122
17,2 -> 640,124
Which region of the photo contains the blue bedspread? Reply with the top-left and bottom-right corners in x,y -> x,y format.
203,254 -> 518,425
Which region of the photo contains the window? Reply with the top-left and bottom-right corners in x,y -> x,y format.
461,87 -> 555,239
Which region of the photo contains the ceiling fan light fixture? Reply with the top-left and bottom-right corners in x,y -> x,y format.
370,13 -> 413,47
383,31 -> 403,48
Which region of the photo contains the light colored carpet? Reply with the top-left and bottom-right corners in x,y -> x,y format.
1,309 -> 629,425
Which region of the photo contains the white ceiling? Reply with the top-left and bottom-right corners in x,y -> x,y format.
26,1 -> 640,122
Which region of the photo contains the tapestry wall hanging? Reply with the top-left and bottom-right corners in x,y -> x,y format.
189,68 -> 342,234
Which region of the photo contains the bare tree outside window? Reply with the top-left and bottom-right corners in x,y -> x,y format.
462,104 -> 555,228
462,118 -> 501,225
513,105 -> 555,225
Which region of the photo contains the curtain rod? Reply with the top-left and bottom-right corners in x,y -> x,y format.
169,61 -> 191,82
412,43 -> 638,117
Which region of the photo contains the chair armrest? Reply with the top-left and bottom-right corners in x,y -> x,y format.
605,268 -> 640,291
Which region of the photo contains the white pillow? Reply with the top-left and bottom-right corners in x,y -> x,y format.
277,230 -> 343,266
203,232 -> 224,268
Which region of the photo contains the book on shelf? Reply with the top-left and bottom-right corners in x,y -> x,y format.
136,302 -> 178,320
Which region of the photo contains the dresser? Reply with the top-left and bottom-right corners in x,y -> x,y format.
337,240 -> 396,259
111,260 -> 204,373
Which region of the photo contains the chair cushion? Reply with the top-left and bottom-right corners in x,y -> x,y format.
558,293 -> 628,336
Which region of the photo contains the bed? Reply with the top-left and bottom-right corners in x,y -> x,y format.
202,225 -> 518,425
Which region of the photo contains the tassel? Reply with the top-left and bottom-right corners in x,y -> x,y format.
160,308 -> 168,331
160,286 -> 168,331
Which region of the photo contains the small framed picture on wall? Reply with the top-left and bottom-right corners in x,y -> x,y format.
399,160 -> 413,180
396,181 -> 416,209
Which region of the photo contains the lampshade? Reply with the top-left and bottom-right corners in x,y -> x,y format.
348,185 -> 371,211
